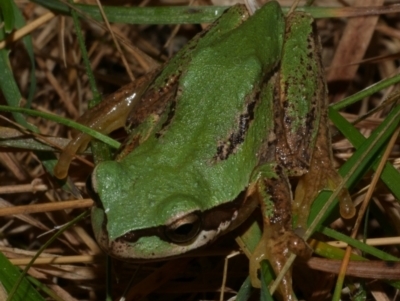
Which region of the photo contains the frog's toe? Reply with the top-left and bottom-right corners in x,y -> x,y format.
286,230 -> 313,259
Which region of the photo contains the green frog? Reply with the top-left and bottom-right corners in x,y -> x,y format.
54,1 -> 354,299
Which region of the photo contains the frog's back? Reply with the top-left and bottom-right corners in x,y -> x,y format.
93,3 -> 285,237
126,20 -> 279,202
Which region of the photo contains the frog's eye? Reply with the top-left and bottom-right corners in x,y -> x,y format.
164,212 -> 201,244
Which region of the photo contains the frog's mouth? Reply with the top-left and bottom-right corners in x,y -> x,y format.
92,191 -> 258,261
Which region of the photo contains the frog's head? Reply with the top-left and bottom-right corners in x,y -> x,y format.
87,160 -> 248,260
90,203 -> 239,260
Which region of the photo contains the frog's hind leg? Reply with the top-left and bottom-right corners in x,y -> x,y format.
274,12 -> 355,228
292,108 -> 355,229
249,164 -> 311,301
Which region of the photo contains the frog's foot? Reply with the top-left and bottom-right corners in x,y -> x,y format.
249,224 -> 312,301
250,165 -> 312,300
54,132 -> 93,179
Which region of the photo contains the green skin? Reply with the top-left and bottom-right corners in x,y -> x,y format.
52,3 -> 356,298
87,1 -> 325,260
55,1 -> 342,267
91,1 -> 288,259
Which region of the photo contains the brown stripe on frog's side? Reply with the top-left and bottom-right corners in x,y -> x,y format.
213,92 -> 258,161
214,66 -> 280,164
155,98 -> 178,138
115,133 -> 141,161
125,71 -> 181,130
114,70 -> 182,160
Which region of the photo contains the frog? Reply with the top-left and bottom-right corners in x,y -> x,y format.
54,1 -> 354,299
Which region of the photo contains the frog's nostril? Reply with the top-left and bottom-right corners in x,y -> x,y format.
164,212 -> 201,244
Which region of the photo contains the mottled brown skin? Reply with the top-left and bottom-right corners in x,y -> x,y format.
248,13 -> 352,301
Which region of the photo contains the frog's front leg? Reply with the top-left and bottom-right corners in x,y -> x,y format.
249,163 -> 311,300
54,72 -> 156,179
